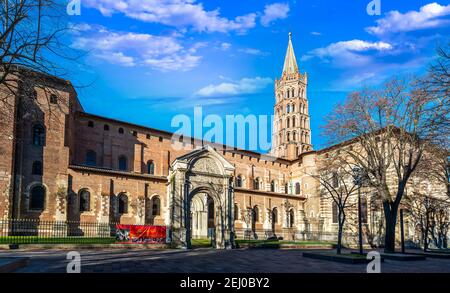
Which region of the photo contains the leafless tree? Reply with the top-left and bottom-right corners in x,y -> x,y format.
313,153 -> 359,254
0,0 -> 78,137
405,190 -> 449,251
322,46 -> 450,253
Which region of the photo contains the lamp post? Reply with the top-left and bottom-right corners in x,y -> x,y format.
352,167 -> 364,255
357,186 -> 363,255
400,209 -> 405,254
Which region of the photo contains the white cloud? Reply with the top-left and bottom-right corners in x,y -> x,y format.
83,0 -> 257,33
366,2 -> 450,35
96,52 -> 136,67
194,77 -> 272,97
71,24 -> 202,71
301,40 -> 393,67
238,48 -> 269,56
260,3 -> 290,26
220,42 -> 231,50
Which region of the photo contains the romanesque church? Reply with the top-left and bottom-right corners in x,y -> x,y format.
0,34 -> 434,248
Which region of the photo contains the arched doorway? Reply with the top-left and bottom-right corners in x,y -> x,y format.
168,145 -> 235,249
187,188 -> 223,249
189,193 -> 215,241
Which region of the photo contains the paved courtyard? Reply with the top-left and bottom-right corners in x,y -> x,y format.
1,248 -> 449,273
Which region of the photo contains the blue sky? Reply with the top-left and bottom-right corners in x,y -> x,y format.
64,0 -> 450,151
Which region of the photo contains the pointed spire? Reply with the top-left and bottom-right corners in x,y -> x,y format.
282,32 -> 299,76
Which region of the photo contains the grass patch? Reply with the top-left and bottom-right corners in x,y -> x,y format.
0,236 -> 116,245
191,238 -> 212,248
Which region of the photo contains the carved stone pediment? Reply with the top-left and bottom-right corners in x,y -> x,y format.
172,145 -> 235,177
191,157 -> 221,175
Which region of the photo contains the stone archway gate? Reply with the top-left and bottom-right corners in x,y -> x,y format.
167,146 -> 235,249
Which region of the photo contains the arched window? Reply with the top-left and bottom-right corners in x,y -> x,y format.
104,124 -> 110,131
118,127 -> 124,134
151,196 -> 160,216
253,177 -> 261,190
86,150 -> 96,166
118,155 -> 127,171
287,132 -> 290,142
287,90 -> 290,99
286,104 -> 291,113
147,160 -> 155,175
79,189 -> 90,212
293,132 -> 297,141
32,161 -> 43,175
289,209 -> 295,228
32,125 -> 45,146
272,208 -> 278,224
361,197 -> 368,223
234,203 -> 239,220
118,193 -> 128,214
295,182 -> 301,194
236,175 -> 242,188
253,206 -> 259,223
291,88 -> 295,98
270,180 -> 276,192
332,172 -> 339,188
332,201 -> 338,223
292,116 -> 296,127
287,117 -> 290,128
88,121 -> 94,128
30,185 -> 45,210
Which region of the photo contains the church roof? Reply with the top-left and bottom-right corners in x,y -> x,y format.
282,32 -> 299,76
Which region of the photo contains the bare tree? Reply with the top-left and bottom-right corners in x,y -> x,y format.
313,153 -> 359,254
405,190 -> 450,251
323,47 -> 449,253
432,201 -> 449,249
0,0 -> 78,137
405,192 -> 437,252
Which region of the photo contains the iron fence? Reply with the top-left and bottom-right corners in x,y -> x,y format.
234,228 -> 363,244
0,218 -> 117,244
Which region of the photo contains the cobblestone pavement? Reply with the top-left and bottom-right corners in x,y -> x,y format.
1,248 -> 449,273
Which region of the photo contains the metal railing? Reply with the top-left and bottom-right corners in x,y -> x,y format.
0,218 -> 117,244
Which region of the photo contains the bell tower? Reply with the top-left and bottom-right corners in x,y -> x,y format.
272,32 -> 312,159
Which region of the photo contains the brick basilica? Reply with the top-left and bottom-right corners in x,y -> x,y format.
0,34 -> 443,248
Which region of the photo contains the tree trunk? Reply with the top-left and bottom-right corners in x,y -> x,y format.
383,202 -> 398,253
337,223 -> 343,255
336,211 -> 345,255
